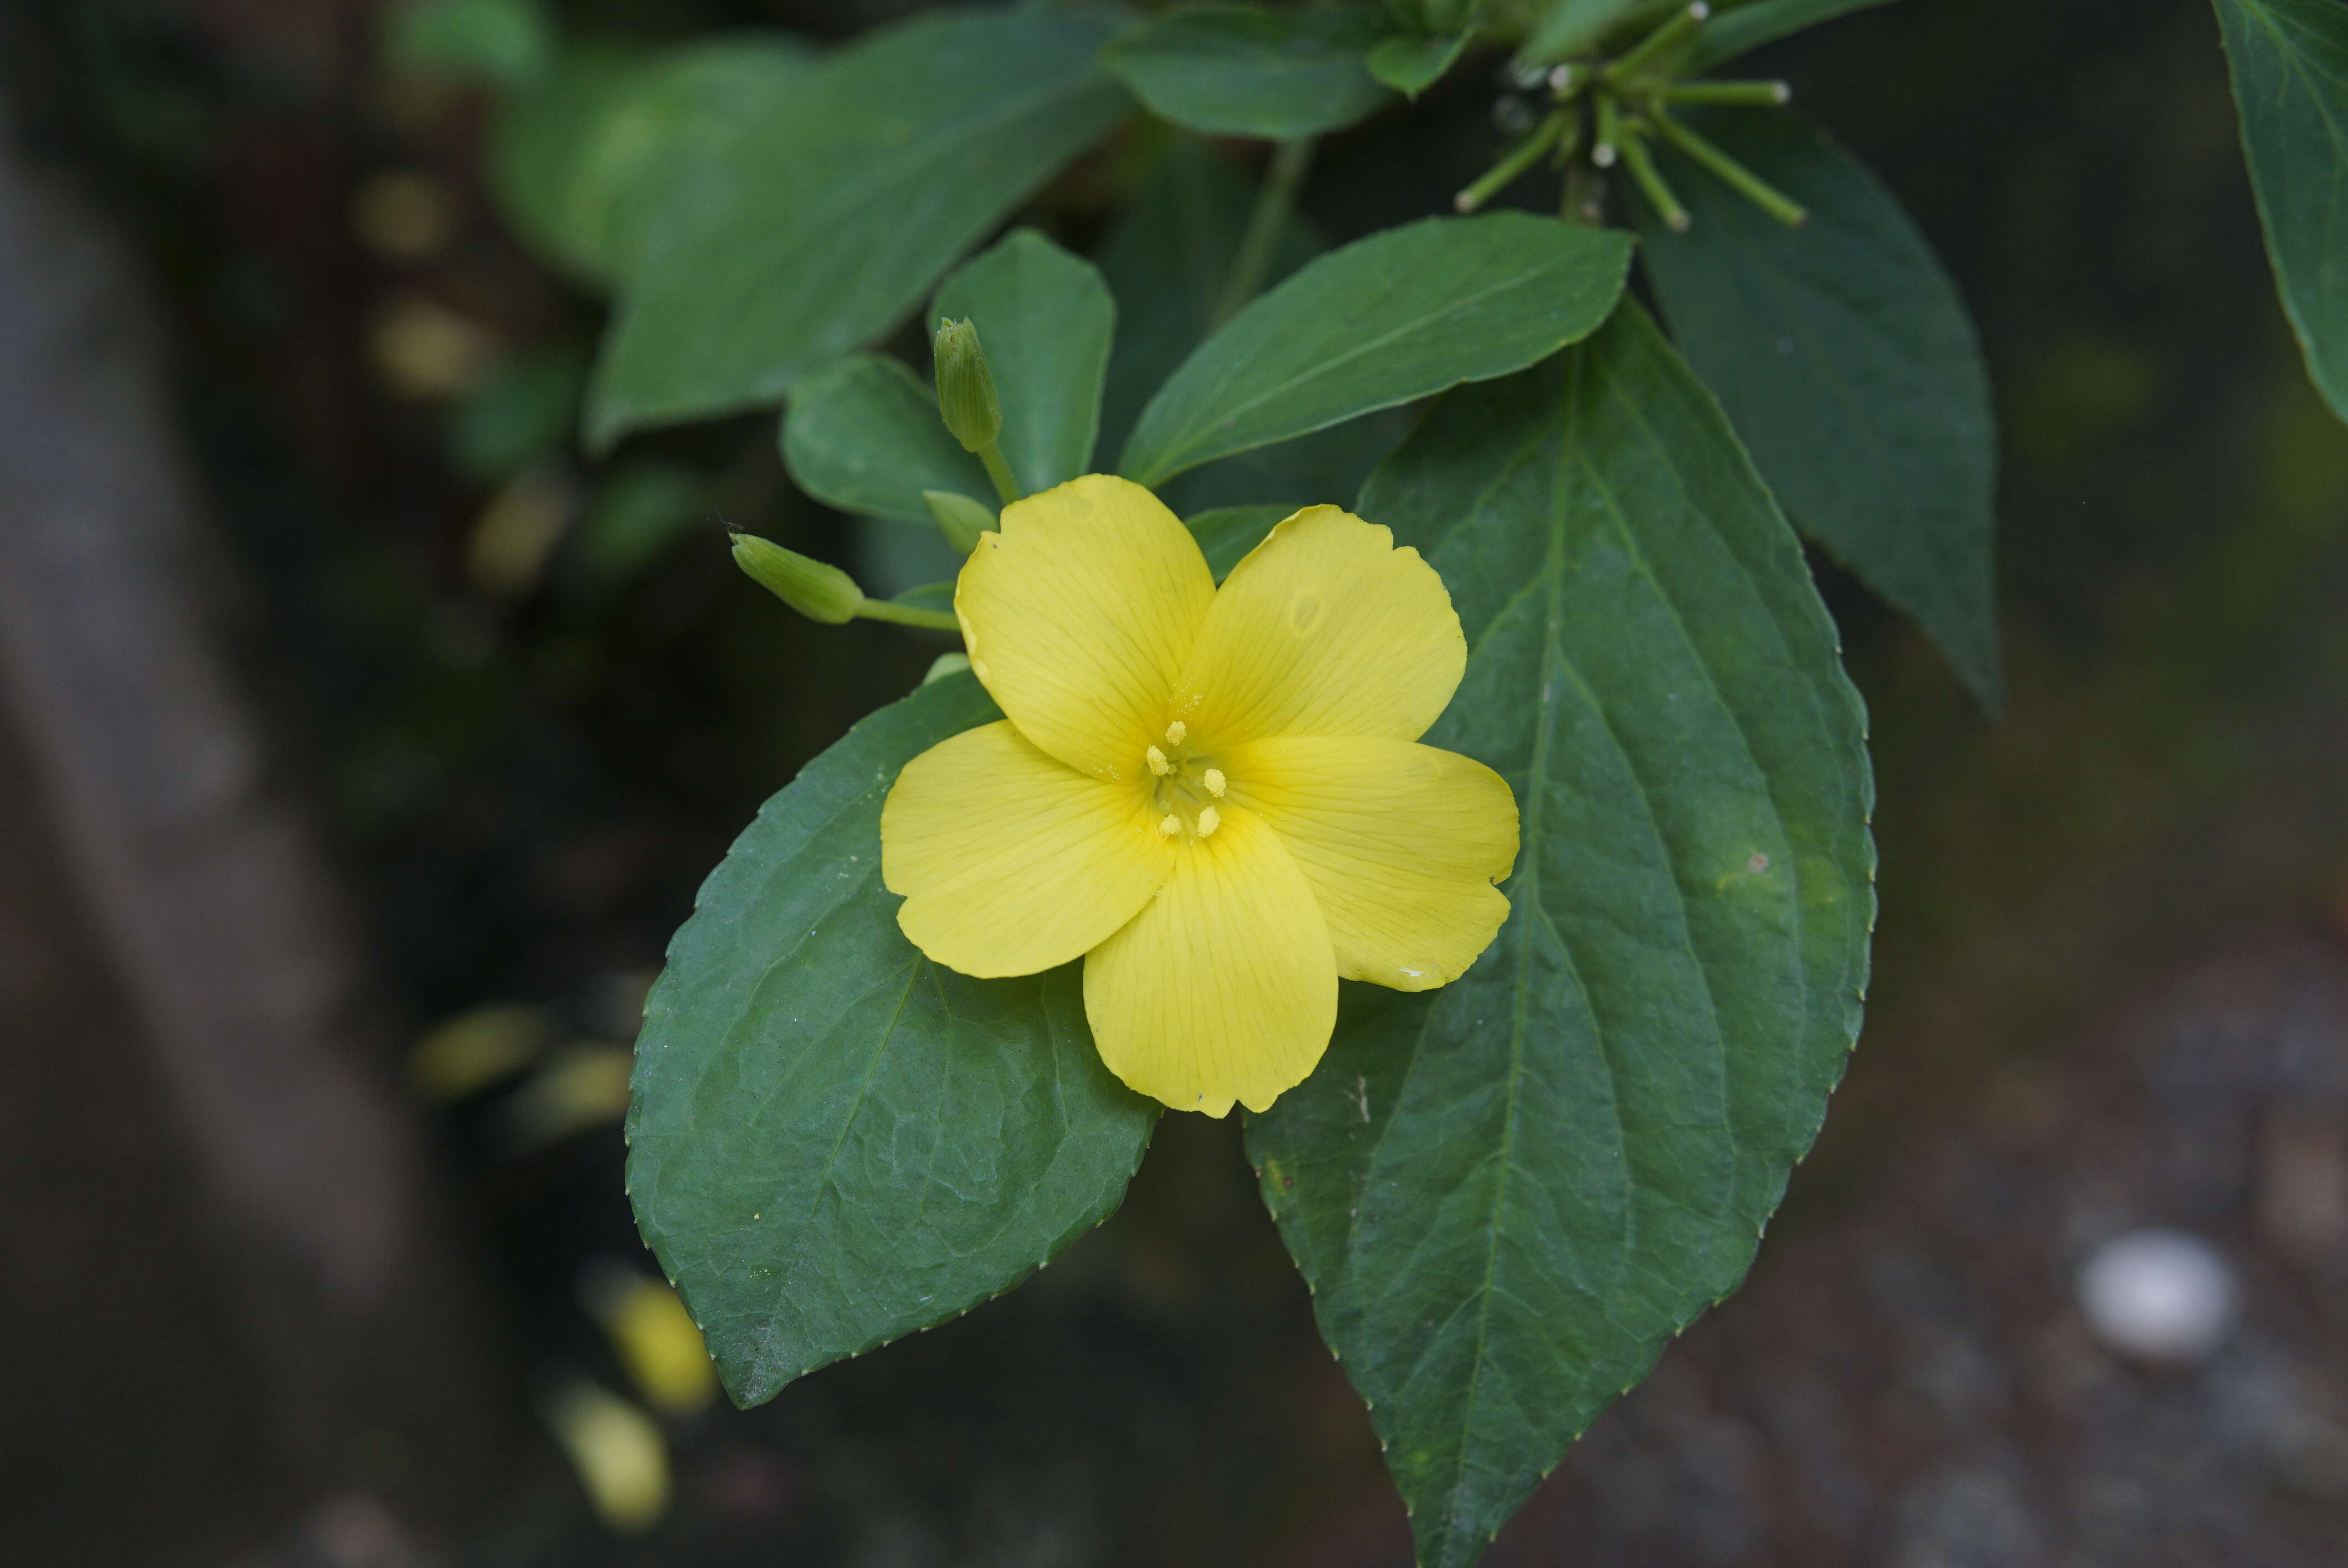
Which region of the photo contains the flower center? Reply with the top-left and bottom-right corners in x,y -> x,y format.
1144,720 -> 1227,839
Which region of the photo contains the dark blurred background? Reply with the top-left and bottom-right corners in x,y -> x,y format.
3,1 -> 2346,1565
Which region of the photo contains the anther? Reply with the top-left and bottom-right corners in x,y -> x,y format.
1197,806 -> 1221,837
1203,768 -> 1226,797
1165,720 -> 1187,746
1146,745 -> 1171,776
1157,814 -> 1181,837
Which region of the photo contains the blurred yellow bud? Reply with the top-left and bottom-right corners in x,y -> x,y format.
539,1378 -> 669,1534
408,1002 -> 553,1101
352,170 -> 457,261
503,1043 -> 634,1154
369,291 -> 496,399
580,1261 -> 718,1417
466,461 -> 578,598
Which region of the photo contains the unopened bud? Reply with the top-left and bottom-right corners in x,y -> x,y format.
922,489 -> 995,554
730,532 -> 862,623
932,318 -> 1001,454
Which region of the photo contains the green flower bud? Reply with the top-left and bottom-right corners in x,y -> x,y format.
931,317 -> 1002,455
921,488 -> 996,554
730,532 -> 862,623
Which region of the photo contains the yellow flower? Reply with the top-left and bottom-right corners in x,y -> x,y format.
881,474 -> 1518,1116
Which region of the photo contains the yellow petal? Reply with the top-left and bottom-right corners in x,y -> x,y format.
884,720 -> 1170,977
1171,505 -> 1465,750
1083,806 -> 1336,1116
1224,735 -> 1516,992
955,474 -> 1216,781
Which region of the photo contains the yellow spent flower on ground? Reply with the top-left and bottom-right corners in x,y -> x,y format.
881,474 -> 1518,1117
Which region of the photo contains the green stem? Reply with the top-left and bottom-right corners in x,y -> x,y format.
1651,108 -> 1808,226
1549,109 -> 1587,169
1210,137 -> 1316,332
1560,159 -> 1605,225
1659,79 -> 1790,106
1455,112 -> 1567,214
1606,1 -> 1709,83
977,442 -> 1021,506
1593,92 -> 1625,167
1616,121 -> 1688,230
855,599 -> 961,632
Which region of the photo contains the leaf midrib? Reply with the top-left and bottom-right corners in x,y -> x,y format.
1419,348 -> 1811,1558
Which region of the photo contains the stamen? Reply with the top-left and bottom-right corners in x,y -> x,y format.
1157,813 -> 1181,837
1165,720 -> 1187,746
1146,745 -> 1171,776
1197,806 -> 1221,837
1203,768 -> 1226,797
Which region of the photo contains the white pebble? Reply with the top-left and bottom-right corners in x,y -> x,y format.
2077,1227 -> 2237,1363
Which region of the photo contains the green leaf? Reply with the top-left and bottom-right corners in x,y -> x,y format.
1093,142 -> 1392,516
932,231 -> 1118,496
1183,503 -> 1291,577
569,458 -> 708,598
890,580 -> 958,615
1104,4 -> 1393,139
447,341 -> 589,482
1517,0 -> 1656,66
628,674 -> 1158,1407
385,0 -> 555,91
1157,410 -> 1409,518
490,47 -> 632,281
586,8 -> 1131,447
1248,303 -> 1874,1568
1095,139 -> 1326,462
782,356 -> 993,526
1366,32 -> 1474,98
495,37 -> 815,290
2213,0 -> 2348,425
853,516 -> 965,603
1118,212 -> 1634,488
1633,109 -> 2002,709
1686,0 -> 1903,71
